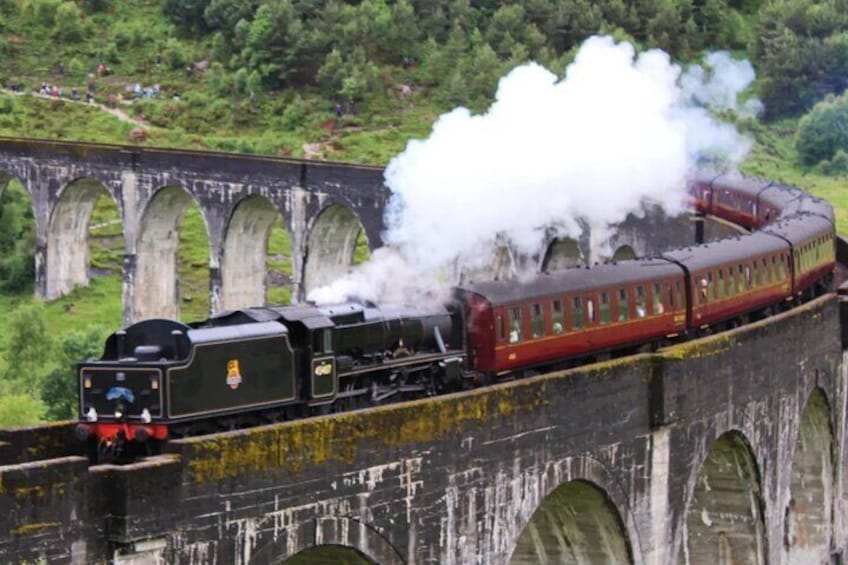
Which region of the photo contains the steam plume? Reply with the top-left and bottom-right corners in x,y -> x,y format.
308,36 -> 757,305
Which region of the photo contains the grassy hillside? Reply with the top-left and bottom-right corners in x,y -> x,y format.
0,0 -> 846,426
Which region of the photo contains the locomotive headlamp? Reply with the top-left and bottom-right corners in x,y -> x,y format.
114,408 -> 123,419
84,376 -> 92,389
141,408 -> 151,424
85,407 -> 98,422
150,375 -> 159,390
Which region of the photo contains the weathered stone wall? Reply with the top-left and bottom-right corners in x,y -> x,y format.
0,296 -> 841,564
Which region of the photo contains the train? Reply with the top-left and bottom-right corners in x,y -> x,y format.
76,170 -> 837,462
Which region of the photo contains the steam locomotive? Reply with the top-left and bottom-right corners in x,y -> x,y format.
77,171 -> 837,462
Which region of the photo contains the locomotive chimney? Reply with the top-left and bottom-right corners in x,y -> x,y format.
116,330 -> 127,359
171,329 -> 184,360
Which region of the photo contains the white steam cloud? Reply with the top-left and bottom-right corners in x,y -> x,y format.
308,36 -> 757,305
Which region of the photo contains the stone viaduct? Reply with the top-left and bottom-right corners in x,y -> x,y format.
0,138 -> 845,564
0,137 -> 719,325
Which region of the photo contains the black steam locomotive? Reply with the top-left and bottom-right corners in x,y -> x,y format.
77,302 -> 467,460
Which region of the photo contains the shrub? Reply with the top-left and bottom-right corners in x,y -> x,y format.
0,393 -> 45,427
53,2 -> 85,42
0,96 -> 15,115
796,93 -> 848,165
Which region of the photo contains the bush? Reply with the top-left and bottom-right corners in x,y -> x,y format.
0,96 -> 15,115
796,93 -> 848,165
41,326 -> 108,421
817,150 -> 848,175
163,38 -> 191,70
0,393 -> 45,427
52,2 -> 85,42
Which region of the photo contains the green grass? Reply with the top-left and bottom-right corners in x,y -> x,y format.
0,0 -> 846,427
177,206 -> 211,322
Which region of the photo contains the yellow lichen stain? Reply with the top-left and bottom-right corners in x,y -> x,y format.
661,333 -> 735,360
10,522 -> 59,536
13,485 -> 47,499
185,382 -> 552,484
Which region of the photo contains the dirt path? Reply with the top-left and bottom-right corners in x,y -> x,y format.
2,89 -> 151,129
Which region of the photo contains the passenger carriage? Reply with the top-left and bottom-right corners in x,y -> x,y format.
663,232 -> 792,329
764,213 -> 836,299
709,172 -> 771,229
456,260 -> 687,376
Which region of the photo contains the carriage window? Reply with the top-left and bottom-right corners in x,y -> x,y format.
745,265 -> 752,287
653,283 -> 664,314
531,303 -> 544,338
717,269 -> 724,298
497,315 -> 505,342
588,298 -> 596,323
736,264 -> 745,292
509,307 -> 523,343
599,293 -> 610,324
572,297 -> 584,329
707,272 -> 715,300
618,289 -> 629,321
698,276 -> 708,304
552,300 -> 564,334
635,286 -> 646,318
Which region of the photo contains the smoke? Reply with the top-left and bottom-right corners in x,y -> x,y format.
307,36 -> 757,306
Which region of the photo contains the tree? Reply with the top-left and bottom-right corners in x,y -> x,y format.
754,0 -> 848,118
796,93 -> 848,165
41,326 -> 108,421
53,2 -> 86,43
163,0 -> 211,35
3,301 -> 54,396
0,394 -> 45,427
0,181 -> 35,293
